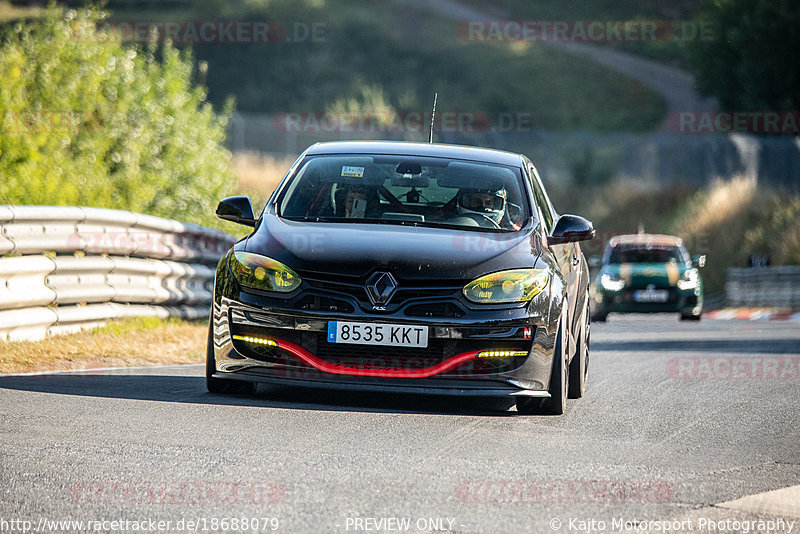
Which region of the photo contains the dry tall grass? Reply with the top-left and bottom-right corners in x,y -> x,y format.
0,1 -> 41,21
232,152 -> 297,211
563,174 -> 800,294
0,317 -> 205,374
672,175 -> 800,292
676,175 -> 757,236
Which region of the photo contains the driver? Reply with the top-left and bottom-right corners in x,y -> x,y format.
457,186 -> 507,225
342,185 -> 369,218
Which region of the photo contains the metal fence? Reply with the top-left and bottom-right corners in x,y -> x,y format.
725,266 -> 800,308
0,206 -> 236,342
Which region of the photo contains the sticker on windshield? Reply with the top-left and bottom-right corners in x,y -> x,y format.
341,166 -> 365,178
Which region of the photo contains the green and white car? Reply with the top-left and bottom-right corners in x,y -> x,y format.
590,234 -> 705,322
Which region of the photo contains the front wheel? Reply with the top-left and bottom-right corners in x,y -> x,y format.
568,298 -> 590,399
516,318 -> 568,415
206,318 -> 255,394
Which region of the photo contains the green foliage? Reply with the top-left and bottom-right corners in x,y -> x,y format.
0,7 -> 236,229
187,0 -> 665,132
462,0 -> 701,69
689,0 -> 800,109
461,0 -> 700,20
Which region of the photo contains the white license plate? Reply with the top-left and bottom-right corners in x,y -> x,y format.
633,289 -> 669,303
327,321 -> 428,348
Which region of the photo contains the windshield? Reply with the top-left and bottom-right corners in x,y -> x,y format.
606,244 -> 688,264
277,154 -> 530,232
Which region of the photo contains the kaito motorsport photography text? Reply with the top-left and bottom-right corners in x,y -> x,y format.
554,517 -> 795,533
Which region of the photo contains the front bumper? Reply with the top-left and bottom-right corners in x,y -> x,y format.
593,286 -> 702,314
211,296 -> 557,397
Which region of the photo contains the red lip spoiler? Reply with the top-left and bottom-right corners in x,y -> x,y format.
274,339 -> 480,378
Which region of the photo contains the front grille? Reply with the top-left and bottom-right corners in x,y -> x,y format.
622,288 -> 679,304
294,295 -> 355,313
230,323 -> 530,376
315,335 -> 456,365
404,302 -> 466,318
298,270 -> 465,316
314,333 -> 528,376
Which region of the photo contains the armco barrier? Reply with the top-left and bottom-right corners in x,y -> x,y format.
0,206 -> 236,342
725,266 -> 800,308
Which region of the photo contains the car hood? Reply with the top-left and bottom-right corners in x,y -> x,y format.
243,216 -> 542,281
602,262 -> 688,286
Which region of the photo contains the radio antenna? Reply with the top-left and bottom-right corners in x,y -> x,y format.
428,92 -> 438,143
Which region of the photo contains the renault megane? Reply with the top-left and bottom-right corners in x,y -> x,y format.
208,141 -> 595,414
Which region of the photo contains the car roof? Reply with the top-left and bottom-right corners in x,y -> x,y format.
304,141 -> 525,167
609,233 -> 684,247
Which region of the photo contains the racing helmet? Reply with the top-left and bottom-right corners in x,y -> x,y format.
457,186 -> 508,224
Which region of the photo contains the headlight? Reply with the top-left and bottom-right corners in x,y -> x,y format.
600,273 -> 625,291
677,268 -> 698,290
463,269 -> 549,304
229,251 -> 301,293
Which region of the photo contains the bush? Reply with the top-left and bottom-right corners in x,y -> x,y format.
0,7 -> 236,229
671,177 -> 800,292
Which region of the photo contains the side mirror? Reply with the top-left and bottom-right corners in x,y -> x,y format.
548,214 -> 595,245
588,255 -> 603,269
692,254 -> 706,268
216,196 -> 256,227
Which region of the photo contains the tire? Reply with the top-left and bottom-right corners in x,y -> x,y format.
516,317 -> 568,415
206,319 -> 255,394
568,298 -> 590,399
680,312 -> 702,321
591,311 -> 607,322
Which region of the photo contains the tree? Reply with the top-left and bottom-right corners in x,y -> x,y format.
690,0 -> 800,110
0,7 -> 236,228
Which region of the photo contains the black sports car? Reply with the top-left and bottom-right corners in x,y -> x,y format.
209,141 -> 595,414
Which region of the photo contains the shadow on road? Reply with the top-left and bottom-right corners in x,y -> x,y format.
592,338 -> 800,354
0,372 -> 517,416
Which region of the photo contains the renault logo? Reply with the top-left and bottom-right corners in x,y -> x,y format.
365,271 -> 398,306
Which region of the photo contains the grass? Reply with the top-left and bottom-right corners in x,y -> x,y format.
461,0 -> 701,69
462,0 -> 701,19
556,180 -> 697,236
670,178 -> 800,293
0,316 -> 207,375
232,152 -> 295,212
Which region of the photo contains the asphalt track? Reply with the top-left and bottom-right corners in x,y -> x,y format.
1,315 -> 798,533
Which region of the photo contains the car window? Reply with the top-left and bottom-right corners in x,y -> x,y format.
526,165 -> 555,233
278,154 -> 530,232
606,244 -> 688,264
